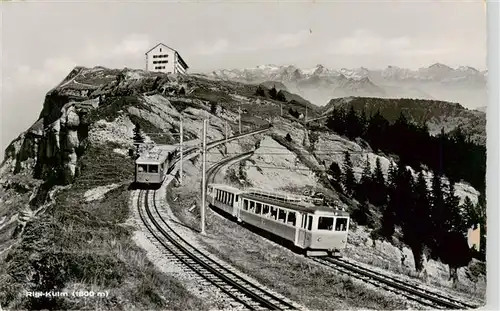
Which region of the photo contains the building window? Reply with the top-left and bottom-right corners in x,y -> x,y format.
160,48 -> 162,52
152,54 -> 169,59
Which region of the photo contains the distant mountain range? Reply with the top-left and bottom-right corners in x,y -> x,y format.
206,63 -> 488,109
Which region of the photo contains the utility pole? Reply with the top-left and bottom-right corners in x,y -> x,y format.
238,105 -> 242,134
304,107 -> 309,146
179,117 -> 183,185
200,119 -> 208,235
225,120 -> 228,155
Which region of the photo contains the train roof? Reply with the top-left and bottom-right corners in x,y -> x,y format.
136,145 -> 177,165
208,183 -> 244,194
239,192 -> 349,216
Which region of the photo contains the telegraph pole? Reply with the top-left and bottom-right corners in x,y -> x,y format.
179,118 -> 183,185
200,119 -> 208,235
238,105 -> 242,134
304,107 -> 309,145
225,120 -> 228,155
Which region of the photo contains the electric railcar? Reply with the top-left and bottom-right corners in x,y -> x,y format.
207,184 -> 350,257
135,146 -> 177,184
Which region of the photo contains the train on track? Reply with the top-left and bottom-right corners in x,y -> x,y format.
207,183 -> 350,257
135,146 -> 179,184
134,124 -> 272,185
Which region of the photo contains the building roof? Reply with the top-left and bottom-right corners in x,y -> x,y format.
145,43 -> 189,69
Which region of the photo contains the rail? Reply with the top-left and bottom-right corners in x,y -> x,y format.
168,124 -> 272,175
313,257 -> 480,310
137,189 -> 300,310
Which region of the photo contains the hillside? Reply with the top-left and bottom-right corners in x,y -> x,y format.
0,66 -> 485,309
323,97 -> 486,146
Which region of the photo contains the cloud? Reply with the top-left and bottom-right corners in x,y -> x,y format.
243,30 -> 310,51
15,57 -> 78,88
191,30 -> 310,55
111,33 -> 151,56
9,34 -> 151,89
329,29 -> 413,56
194,38 -> 230,55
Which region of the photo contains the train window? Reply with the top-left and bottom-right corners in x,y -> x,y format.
243,199 -> 248,210
255,203 -> 262,214
307,215 -> 313,231
287,212 -> 296,226
263,204 -> 269,215
270,206 -> 278,220
235,195 -> 239,203
278,209 -> 287,223
335,218 -> 348,231
318,217 -> 334,230
249,201 -> 255,213
138,164 -> 147,172
229,193 -> 233,204
148,165 -> 159,173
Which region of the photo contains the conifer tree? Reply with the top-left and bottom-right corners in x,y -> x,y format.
358,155 -> 373,202
133,123 -> 145,157
444,180 -> 463,232
269,85 -> 278,99
410,168 -> 432,271
345,106 -> 360,139
342,151 -> 356,196
276,90 -> 287,102
328,161 -> 342,183
255,85 -> 266,97
371,157 -> 387,206
133,123 -> 145,144
387,160 -> 398,191
461,196 -> 477,229
359,109 -> 368,136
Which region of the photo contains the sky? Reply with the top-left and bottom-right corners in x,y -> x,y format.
0,0 -> 487,162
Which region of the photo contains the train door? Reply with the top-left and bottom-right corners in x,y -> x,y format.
233,195 -> 240,219
295,212 -> 308,247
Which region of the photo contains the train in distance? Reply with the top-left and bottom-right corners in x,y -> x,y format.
135,145 -> 179,184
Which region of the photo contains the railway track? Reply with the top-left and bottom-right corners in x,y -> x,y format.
168,124 -> 270,175
203,153 -> 478,310
143,123 -> 480,310
313,257 -> 479,310
137,188 -> 300,310
206,151 -> 254,183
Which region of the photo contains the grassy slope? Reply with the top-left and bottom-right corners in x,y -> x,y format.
0,143 -> 206,310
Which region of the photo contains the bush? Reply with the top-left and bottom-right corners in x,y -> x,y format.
276,91 -> 287,102
255,86 -> 266,97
